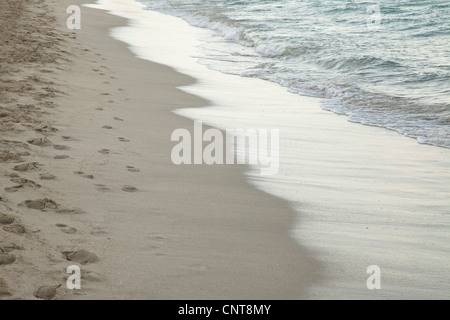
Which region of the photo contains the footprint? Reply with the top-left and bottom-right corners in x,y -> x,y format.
62,249 -> 99,265
6,178 -> 41,192
96,107 -> 104,111
113,117 -> 123,121
91,229 -> 107,236
27,137 -> 52,147
82,271 -> 104,282
10,178 -> 41,188
0,253 -> 16,265
54,155 -> 69,160
122,185 -> 138,193
102,125 -> 113,129
94,184 -> 110,192
74,171 -> 94,179
55,223 -> 77,234
149,235 -> 167,242
118,137 -> 129,142
53,145 -> 69,151
0,152 -> 24,163
0,213 -> 15,225
56,208 -> 84,215
13,162 -> 40,172
0,242 -> 23,252
108,100 -> 114,103
35,125 -> 58,133
98,149 -> 109,154
65,229 -> 79,236
62,136 -> 74,141
0,278 -> 12,297
39,173 -> 56,180
34,284 -> 61,300
126,166 -> 140,173
62,227 -> 77,234
0,242 -> 23,253
23,198 -> 58,211
4,185 -> 24,193
3,224 -> 26,234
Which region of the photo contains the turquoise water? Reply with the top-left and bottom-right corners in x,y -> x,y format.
142,0 -> 450,148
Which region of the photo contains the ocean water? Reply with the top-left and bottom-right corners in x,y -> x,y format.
140,0 -> 450,149
88,0 -> 450,299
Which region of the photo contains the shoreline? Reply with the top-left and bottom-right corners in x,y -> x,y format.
0,0 -> 319,299
99,0 -> 450,299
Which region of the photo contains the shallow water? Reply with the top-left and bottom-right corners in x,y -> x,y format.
141,0 -> 450,149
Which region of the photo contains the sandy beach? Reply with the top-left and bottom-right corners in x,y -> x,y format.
0,0 -> 318,299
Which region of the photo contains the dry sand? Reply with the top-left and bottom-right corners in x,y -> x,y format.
0,0 -> 318,299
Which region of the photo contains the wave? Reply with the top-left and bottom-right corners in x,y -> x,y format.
141,0 -> 450,149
